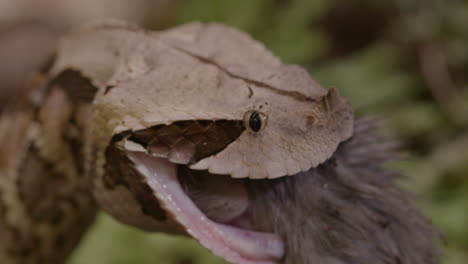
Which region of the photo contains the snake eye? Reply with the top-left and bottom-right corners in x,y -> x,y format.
243,110 -> 268,133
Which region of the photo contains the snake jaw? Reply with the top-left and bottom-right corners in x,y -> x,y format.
100,122 -> 285,264
126,151 -> 284,264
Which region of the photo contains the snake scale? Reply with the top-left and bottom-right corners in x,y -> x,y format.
0,21 -> 440,264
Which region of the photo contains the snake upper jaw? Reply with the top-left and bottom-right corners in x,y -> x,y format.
126,151 -> 285,264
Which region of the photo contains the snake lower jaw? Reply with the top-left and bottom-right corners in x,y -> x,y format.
127,151 -> 285,264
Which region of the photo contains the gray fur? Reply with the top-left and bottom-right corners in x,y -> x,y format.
247,117 -> 440,264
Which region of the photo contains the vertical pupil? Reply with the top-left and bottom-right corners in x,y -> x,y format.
249,111 -> 262,132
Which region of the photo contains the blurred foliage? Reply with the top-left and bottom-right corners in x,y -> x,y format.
69,214 -> 226,264
69,0 -> 468,263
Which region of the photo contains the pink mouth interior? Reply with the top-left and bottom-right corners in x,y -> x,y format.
128,151 -> 284,264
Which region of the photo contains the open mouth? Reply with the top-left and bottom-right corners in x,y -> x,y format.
108,120 -> 285,264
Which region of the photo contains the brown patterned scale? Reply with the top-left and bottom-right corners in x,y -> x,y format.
129,120 -> 245,164
0,70 -> 97,263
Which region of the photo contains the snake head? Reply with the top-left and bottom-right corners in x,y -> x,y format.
50,21 -> 354,264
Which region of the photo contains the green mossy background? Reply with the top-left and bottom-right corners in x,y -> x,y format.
69,0 -> 468,263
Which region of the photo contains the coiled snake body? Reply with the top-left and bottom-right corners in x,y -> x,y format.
0,22 -> 440,264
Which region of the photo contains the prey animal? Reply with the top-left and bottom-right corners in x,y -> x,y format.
0,21 -> 440,264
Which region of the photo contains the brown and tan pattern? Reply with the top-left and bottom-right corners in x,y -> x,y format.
0,21 -> 440,264
0,68 -> 98,263
129,120 -> 245,164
